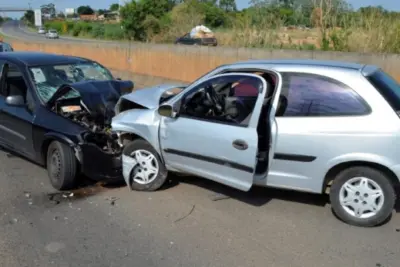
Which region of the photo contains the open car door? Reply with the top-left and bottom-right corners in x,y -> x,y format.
159,73 -> 269,191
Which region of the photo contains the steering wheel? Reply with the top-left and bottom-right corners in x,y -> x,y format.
223,98 -> 249,123
205,84 -> 224,115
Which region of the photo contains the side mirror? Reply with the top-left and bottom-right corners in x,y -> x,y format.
158,104 -> 176,118
6,95 -> 25,106
116,77 -> 122,81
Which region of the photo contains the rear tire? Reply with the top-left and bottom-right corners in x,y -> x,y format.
123,139 -> 168,191
46,141 -> 78,191
329,166 -> 396,227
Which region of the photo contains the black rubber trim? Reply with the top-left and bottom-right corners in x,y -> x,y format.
163,148 -> 254,173
274,153 -> 316,162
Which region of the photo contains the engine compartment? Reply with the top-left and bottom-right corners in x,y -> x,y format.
52,96 -> 121,155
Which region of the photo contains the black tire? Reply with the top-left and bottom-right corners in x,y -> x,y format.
123,139 -> 168,191
46,141 -> 78,191
330,166 -> 396,227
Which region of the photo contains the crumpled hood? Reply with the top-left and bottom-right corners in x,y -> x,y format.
47,80 -> 134,124
120,84 -> 187,109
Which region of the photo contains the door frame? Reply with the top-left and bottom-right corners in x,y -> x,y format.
159,72 -> 270,191
0,60 -> 36,157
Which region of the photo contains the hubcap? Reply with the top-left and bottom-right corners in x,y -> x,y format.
49,149 -> 61,181
339,177 -> 384,219
130,149 -> 159,185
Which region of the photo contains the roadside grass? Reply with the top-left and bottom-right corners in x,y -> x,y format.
41,11 -> 400,54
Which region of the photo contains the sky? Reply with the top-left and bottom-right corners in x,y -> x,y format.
2,0 -> 400,19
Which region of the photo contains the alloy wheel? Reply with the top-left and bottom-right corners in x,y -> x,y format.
130,149 -> 159,185
339,177 -> 385,219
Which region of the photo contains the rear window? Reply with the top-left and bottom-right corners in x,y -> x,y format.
367,70 -> 400,111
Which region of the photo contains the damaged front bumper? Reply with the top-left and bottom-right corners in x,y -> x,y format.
79,143 -> 122,181
121,154 -> 137,188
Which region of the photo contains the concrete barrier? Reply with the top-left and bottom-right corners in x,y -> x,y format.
10,39 -> 400,82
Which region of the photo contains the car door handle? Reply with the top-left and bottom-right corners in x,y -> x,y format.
232,139 -> 248,150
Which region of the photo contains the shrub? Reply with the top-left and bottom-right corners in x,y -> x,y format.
104,24 -> 124,40
91,24 -> 105,38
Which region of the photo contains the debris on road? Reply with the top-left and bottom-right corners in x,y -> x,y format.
24,191 -> 31,198
105,196 -> 119,206
174,204 -> 195,223
209,193 -> 230,201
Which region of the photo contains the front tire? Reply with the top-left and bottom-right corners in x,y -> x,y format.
46,141 -> 78,191
330,166 -> 396,227
123,139 -> 168,191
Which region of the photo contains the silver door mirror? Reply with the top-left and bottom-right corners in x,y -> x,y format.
158,104 -> 176,118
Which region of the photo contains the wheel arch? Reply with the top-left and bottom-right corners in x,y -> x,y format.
119,132 -> 161,157
41,133 -> 78,166
322,160 -> 400,193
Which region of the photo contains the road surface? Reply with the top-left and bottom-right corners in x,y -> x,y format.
1,20 -> 400,267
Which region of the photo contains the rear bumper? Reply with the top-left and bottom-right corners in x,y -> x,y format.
80,143 -> 123,181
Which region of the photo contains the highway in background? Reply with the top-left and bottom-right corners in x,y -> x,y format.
0,20 -> 400,267
1,20 -> 116,44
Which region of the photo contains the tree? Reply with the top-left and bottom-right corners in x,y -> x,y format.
98,9 -> 108,15
77,5 -> 95,15
110,3 -> 120,12
22,10 -> 35,25
57,12 -> 65,19
41,3 -> 56,18
219,0 -> 237,11
120,0 -> 175,40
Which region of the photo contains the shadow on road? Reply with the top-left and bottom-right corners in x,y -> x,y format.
167,174 -> 400,214
167,174 -> 329,207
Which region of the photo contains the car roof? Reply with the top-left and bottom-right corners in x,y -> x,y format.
231,59 -> 367,71
0,52 -> 89,66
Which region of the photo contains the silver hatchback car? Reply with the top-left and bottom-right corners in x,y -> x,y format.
111,59 -> 400,227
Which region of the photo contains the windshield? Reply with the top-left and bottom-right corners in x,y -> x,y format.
49,30 -> 57,33
29,62 -> 114,103
367,69 -> 400,111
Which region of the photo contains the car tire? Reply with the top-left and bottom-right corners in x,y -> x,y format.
123,139 -> 168,191
329,166 -> 396,227
46,141 -> 78,191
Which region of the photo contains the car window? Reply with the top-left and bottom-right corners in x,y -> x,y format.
2,62 -> 29,102
2,43 -> 12,52
366,69 -> 400,112
0,61 -> 4,96
180,74 -> 263,126
29,62 -> 114,103
278,73 -> 369,117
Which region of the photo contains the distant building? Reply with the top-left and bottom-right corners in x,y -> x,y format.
65,8 -> 75,16
79,14 -> 98,21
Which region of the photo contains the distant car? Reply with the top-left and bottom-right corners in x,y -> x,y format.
46,29 -> 59,39
38,27 -> 46,34
0,42 -> 14,52
112,59 -> 400,227
0,52 -> 134,191
175,33 -> 217,46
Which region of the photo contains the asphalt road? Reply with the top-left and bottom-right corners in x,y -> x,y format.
1,20 -> 400,267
